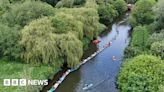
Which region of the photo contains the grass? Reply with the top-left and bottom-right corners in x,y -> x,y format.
0,60 -> 60,92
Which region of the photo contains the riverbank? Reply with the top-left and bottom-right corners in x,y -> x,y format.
0,60 -> 60,92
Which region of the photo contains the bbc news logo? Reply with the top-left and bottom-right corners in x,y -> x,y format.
3,79 -> 48,86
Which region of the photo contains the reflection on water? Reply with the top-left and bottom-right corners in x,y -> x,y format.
56,13 -> 131,92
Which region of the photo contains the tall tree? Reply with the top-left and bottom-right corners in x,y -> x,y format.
1,1 -> 54,27
129,0 -> 156,27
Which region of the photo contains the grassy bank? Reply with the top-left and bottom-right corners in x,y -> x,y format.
0,60 -> 60,92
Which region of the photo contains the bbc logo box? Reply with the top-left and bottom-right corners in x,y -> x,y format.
3,79 -> 10,86
3,79 -> 27,86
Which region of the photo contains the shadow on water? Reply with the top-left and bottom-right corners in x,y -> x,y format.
42,12 -> 131,92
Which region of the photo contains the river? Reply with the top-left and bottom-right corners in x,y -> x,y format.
46,13 -> 131,92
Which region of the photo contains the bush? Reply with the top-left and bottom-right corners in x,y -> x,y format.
0,23 -> 21,60
117,55 -> 164,92
124,46 -> 142,58
147,30 -> 164,47
151,40 -> 164,59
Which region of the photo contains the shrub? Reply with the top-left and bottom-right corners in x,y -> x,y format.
151,40 -> 164,59
0,23 -> 21,60
124,46 -> 142,58
147,30 -> 164,47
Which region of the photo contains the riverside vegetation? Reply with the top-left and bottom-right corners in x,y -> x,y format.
117,0 -> 164,92
0,0 -> 127,91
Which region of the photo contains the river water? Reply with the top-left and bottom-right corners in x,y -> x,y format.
54,13 -> 131,92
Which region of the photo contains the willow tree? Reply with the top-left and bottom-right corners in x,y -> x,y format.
58,32 -> 83,67
51,13 -> 84,40
21,17 -> 83,67
59,7 -> 101,40
21,17 -> 60,65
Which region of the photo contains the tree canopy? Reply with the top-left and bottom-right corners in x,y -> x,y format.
1,1 -> 54,27
21,17 -> 83,67
129,0 -> 156,27
117,55 -> 164,92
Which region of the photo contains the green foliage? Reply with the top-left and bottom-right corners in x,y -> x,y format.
158,85 -> 164,92
51,13 -> 84,40
58,32 -> 83,67
55,0 -> 74,8
40,0 -> 60,7
0,0 -> 10,15
0,60 -> 60,92
129,0 -> 156,27
124,26 -> 150,58
1,1 -> 54,27
85,0 -> 98,8
151,40 -> 164,59
96,0 -> 113,5
124,46 -> 142,58
117,55 -> 164,92
112,0 -> 127,15
147,30 -> 164,47
21,17 -> 83,67
73,0 -> 86,6
21,17 -> 60,64
59,7 -> 101,40
98,4 -> 118,24
125,0 -> 138,4
131,26 -> 149,51
0,23 -> 21,60
154,0 -> 164,29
